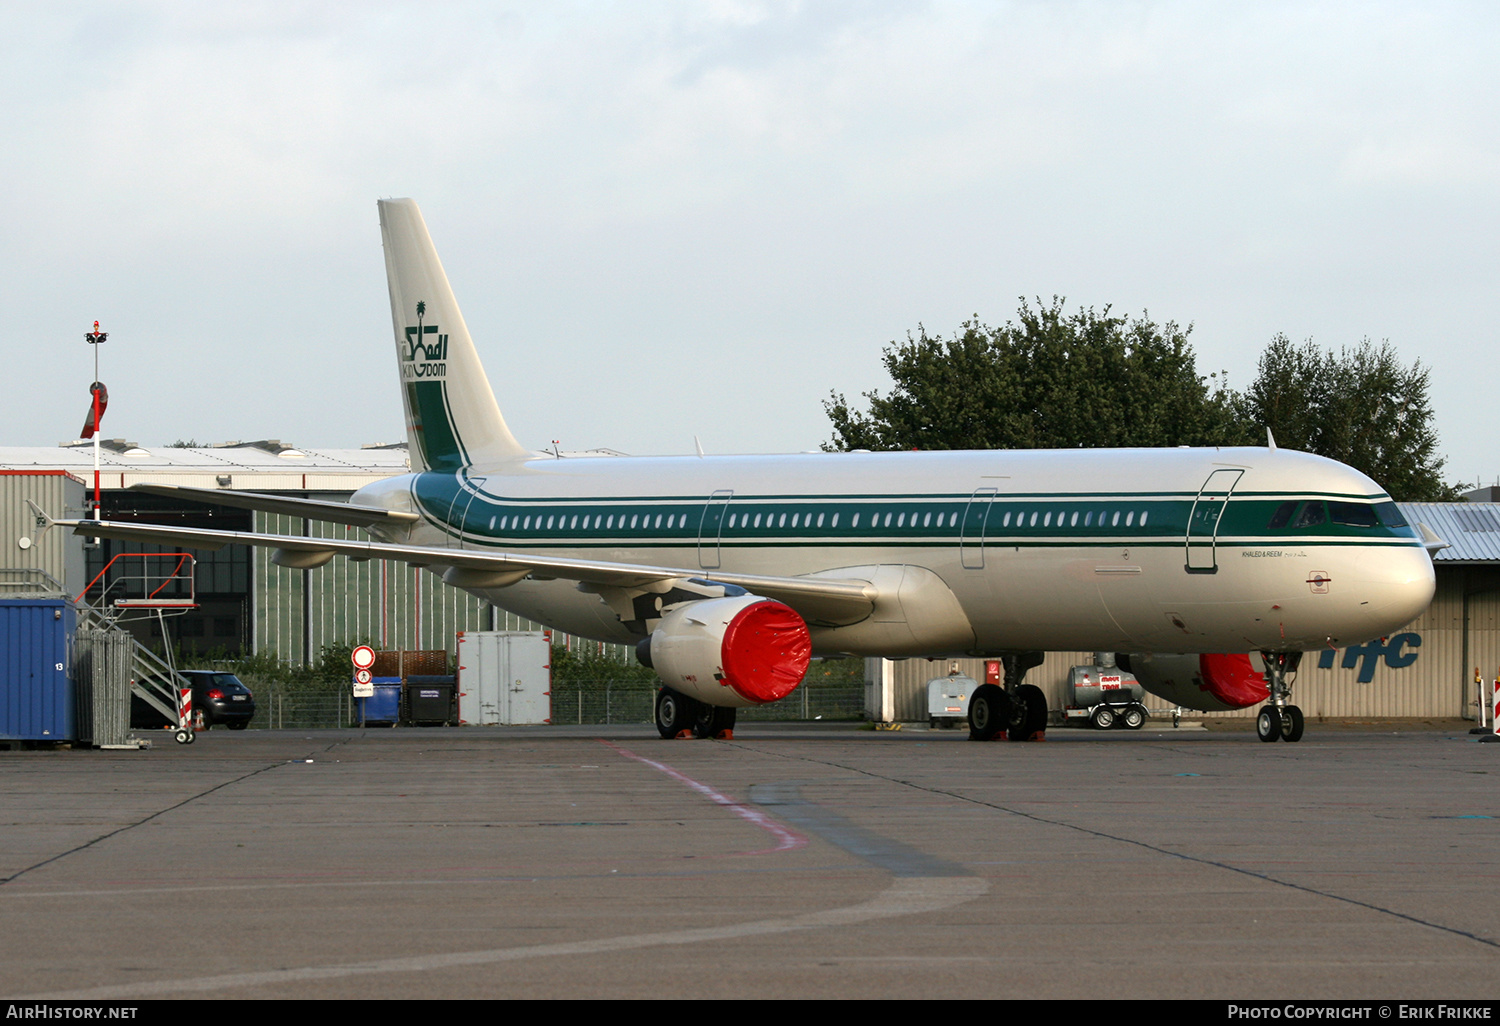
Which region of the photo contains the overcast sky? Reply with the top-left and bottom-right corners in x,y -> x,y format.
4,1 -> 1495,486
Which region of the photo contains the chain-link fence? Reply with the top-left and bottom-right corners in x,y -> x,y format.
229,677 -> 867,729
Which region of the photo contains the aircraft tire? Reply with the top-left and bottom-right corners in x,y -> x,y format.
1280,705 -> 1305,743
967,684 -> 1009,741
692,704 -> 737,739
655,688 -> 698,739
1008,684 -> 1048,741
1256,706 -> 1282,742
1121,705 -> 1146,730
1089,705 -> 1116,730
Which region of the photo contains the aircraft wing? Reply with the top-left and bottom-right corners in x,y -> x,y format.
127,484 -> 421,529
43,513 -> 876,625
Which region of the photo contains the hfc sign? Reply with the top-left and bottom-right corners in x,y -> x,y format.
1316,632 -> 1421,683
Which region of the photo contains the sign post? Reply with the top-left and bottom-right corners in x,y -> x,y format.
351,647 -> 377,727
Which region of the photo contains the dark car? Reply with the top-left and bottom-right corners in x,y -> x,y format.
131,671 -> 257,730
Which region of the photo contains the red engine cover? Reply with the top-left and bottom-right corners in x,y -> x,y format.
651,595 -> 812,707
1127,652 -> 1269,711
719,600 -> 811,703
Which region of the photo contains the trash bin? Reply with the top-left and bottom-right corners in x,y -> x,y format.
406,675 -> 456,726
355,677 -> 402,726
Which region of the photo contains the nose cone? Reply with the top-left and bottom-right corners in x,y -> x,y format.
1354,546 -> 1436,638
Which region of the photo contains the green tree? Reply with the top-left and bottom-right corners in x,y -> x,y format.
824,298 -> 1251,452
1244,335 -> 1460,501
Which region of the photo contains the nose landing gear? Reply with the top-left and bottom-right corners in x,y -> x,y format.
1255,651 -> 1305,743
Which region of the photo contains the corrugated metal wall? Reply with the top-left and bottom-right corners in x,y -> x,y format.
869,564 -> 1500,722
253,512 -> 550,662
0,473 -> 86,596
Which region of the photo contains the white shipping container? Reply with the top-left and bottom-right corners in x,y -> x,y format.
456,631 -> 551,725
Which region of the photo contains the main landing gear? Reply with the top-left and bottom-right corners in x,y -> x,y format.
654,687 -> 736,740
1255,651 -> 1305,743
968,652 -> 1048,742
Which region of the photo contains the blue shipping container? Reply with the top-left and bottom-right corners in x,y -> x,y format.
0,599 -> 76,741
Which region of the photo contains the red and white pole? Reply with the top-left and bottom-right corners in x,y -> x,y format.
1492,667 -> 1499,737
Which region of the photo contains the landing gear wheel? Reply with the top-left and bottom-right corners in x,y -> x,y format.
692,704 -> 737,740
1280,704 -> 1305,743
1008,683 -> 1048,741
655,688 -> 698,739
967,684 -> 1010,741
1120,705 -> 1146,730
174,729 -> 194,745
1256,706 -> 1282,742
1089,705 -> 1116,730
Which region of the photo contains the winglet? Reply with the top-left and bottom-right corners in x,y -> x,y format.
24,499 -> 56,540
1266,427 -> 1277,451
1416,521 -> 1450,555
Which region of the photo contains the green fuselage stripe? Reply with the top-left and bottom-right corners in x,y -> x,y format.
406,475 -> 1420,551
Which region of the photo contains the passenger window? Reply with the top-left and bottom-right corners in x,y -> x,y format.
1140,511 -> 1149,526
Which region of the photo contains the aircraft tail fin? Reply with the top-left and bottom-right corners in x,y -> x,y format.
378,198 -> 529,471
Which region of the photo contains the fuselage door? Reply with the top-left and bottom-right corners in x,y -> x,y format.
1185,469 -> 1243,573
960,487 -> 997,570
442,473 -> 483,549
698,490 -> 733,569
456,478 -> 488,550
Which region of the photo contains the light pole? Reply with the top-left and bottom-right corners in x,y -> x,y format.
84,321 -> 108,515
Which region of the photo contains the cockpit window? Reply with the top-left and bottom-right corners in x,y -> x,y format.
1293,500 -> 1326,528
1329,501 -> 1381,528
1373,502 -> 1407,528
1267,501 -> 1297,529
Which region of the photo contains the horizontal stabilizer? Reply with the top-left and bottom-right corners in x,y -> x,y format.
129,484 -> 419,528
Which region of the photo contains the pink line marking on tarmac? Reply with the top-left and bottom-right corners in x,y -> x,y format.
598,740 -> 808,854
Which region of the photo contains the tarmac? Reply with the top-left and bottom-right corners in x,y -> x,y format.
2,720 -> 1498,1000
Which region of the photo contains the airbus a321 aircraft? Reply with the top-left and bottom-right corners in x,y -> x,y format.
43,199 -> 1438,743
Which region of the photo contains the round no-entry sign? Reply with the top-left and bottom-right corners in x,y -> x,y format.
351,645 -> 376,670
354,668 -> 373,685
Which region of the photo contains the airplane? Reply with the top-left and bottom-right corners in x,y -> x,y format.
36,198 -> 1439,744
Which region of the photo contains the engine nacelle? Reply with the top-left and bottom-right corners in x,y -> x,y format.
1118,652 -> 1270,712
649,595 -> 811,708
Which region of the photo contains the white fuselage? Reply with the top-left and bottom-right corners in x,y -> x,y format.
352,445 -> 1435,659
